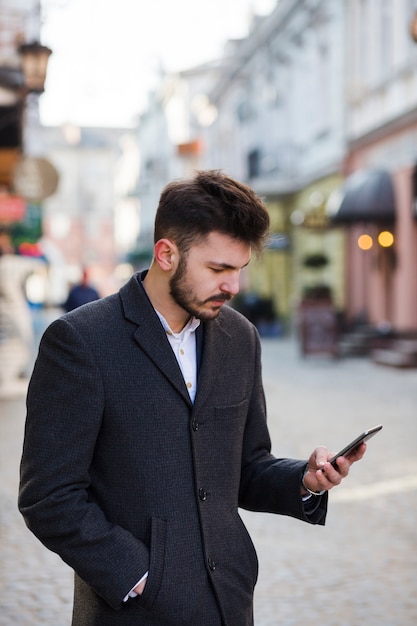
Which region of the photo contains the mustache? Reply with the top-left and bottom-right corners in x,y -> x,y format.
205,293 -> 233,303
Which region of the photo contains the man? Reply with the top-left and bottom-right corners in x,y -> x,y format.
19,170 -> 365,626
63,268 -> 100,312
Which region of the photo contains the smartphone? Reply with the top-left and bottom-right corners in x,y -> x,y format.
329,424 -> 383,469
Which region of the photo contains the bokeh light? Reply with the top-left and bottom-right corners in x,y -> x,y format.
357,234 -> 373,250
378,231 -> 394,247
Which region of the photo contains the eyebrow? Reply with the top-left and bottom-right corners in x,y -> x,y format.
209,259 -> 251,271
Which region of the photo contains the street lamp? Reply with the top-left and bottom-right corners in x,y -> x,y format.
0,41 -> 52,96
18,42 -> 53,94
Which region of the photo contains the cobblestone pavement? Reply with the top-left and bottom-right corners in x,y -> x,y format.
1,333 -> 416,625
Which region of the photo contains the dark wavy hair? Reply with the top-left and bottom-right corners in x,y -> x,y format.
154,170 -> 270,255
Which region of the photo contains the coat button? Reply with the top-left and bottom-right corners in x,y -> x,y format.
199,487 -> 207,501
208,558 -> 216,571
192,419 -> 199,431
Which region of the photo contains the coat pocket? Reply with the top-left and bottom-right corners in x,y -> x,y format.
233,510 -> 259,586
214,399 -> 249,421
137,515 -> 167,610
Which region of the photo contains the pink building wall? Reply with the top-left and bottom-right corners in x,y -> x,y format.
344,125 -> 417,332
392,167 -> 417,330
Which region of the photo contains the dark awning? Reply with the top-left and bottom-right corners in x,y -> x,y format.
326,169 -> 396,224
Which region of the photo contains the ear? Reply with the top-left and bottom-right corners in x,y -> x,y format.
154,238 -> 178,271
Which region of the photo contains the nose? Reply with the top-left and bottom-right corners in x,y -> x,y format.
220,271 -> 241,296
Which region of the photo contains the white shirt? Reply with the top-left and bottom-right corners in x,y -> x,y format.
155,311 -> 200,403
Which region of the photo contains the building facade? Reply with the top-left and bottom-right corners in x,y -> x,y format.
337,0 -> 417,332
133,0 -> 417,336
35,125 -> 140,302
0,0 -> 52,227
199,0 -> 347,325
133,61 -> 221,267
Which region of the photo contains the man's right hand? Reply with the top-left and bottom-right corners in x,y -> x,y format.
133,577 -> 147,595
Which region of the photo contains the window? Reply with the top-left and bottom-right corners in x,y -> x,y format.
247,149 -> 261,179
380,0 -> 394,73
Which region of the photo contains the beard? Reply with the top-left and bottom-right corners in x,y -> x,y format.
169,255 -> 232,321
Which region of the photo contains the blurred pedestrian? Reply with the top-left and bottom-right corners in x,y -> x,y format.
0,228 -> 45,387
63,268 -> 100,312
19,170 -> 366,626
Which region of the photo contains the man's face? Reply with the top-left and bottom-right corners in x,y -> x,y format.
169,232 -> 251,321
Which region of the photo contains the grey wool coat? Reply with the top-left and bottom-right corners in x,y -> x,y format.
19,273 -> 327,626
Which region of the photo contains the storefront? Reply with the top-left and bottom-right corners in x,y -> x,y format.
328,121 -> 417,333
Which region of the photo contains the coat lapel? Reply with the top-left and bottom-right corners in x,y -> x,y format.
119,274 -> 192,405
193,315 -> 232,412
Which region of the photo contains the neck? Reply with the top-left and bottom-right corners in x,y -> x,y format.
142,265 -> 190,333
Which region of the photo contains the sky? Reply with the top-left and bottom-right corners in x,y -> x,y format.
40,0 -> 276,128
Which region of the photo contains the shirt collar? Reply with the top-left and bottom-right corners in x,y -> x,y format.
155,310 -> 200,338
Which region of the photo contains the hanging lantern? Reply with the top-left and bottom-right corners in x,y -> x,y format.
18,42 -> 52,94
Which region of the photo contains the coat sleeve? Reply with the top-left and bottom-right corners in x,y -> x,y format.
18,317 -> 149,609
237,325 -> 327,525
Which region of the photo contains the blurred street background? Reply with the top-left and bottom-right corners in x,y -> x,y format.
1,1 -> 417,624
1,0 -> 417,375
